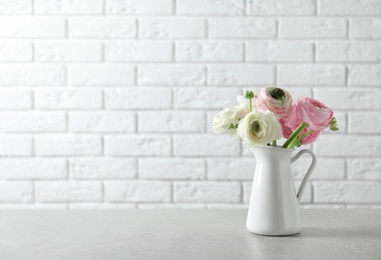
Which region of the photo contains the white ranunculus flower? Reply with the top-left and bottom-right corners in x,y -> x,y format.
212,105 -> 249,135
237,110 -> 282,146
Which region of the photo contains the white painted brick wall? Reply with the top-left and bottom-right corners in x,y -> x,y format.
70,158 -> 137,179
105,0 -> 173,15
0,0 -> 379,209
1,158 -> 67,179
35,41 -> 102,62
106,41 -> 173,62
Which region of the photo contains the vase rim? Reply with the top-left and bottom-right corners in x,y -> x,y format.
244,144 -> 295,152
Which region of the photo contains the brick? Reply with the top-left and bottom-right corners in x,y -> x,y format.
209,18 -> 276,39
280,18 -> 346,39
314,88 -> 381,110
105,88 -> 171,109
0,204 -> 67,209
36,181 -> 102,202
314,135 -> 381,157
350,18 -> 381,39
139,158 -> 205,180
69,111 -> 135,133
138,204 -> 206,209
174,181 -> 241,203
301,204 -> 346,209
138,111 -> 205,133
349,112 -> 381,134
0,89 -> 32,109
105,135 -> 171,156
106,41 -> 172,62
35,0 -> 103,14
176,41 -> 243,62
207,158 -> 255,180
0,182 -> 32,203
0,65 -> 65,86
69,64 -> 135,86
0,135 -> 32,156
35,135 -> 102,156
348,65 -> 381,86
208,64 -> 274,85
246,41 -> 313,62
319,0 -> 381,15
247,0 -> 314,15
138,64 -> 205,86
346,205 -> 381,209
69,18 -> 136,38
311,158 -> 346,180
0,158 -> 67,179
35,41 -> 102,62
105,181 -> 171,202
0,0 -> 32,14
348,159 -> 381,180
177,0 -> 244,15
317,41 -> 381,62
207,204 -> 248,209
70,158 -> 136,179
68,203 -> 136,209
106,0 -> 173,14
173,135 -> 240,156
0,17 -> 65,38
292,158 -> 345,180
139,17 -> 205,39
243,181 -> 312,203
314,182 -> 381,203
35,88 -> 102,109
206,111 -> 220,133
278,65 -> 345,85
0,41 -> 32,61
174,87 -> 241,109
0,112 -> 66,132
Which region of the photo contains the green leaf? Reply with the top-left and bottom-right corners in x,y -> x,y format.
228,123 -> 238,130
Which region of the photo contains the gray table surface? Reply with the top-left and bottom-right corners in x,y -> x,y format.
0,209 -> 380,260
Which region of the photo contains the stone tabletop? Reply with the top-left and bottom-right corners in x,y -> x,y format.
0,209 -> 380,260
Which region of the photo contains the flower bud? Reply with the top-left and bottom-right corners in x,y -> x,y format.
243,90 -> 254,99
329,117 -> 339,131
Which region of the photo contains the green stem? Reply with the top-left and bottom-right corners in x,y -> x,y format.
282,122 -> 308,149
298,130 -> 314,141
249,99 -> 252,112
287,130 -> 314,149
272,140 -> 277,147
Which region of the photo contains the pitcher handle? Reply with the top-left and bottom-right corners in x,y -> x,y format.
291,149 -> 317,202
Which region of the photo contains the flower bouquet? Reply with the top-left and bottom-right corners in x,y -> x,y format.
212,86 -> 338,236
212,86 -> 338,148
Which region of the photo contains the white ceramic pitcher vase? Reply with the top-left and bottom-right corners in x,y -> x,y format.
246,145 -> 317,236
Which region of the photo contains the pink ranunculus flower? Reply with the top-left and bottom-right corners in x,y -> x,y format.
292,96 -> 334,131
300,129 -> 320,144
255,86 -> 293,119
279,115 -> 321,145
279,116 -> 293,139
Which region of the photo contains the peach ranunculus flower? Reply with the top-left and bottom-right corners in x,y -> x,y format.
255,86 -> 293,119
